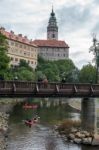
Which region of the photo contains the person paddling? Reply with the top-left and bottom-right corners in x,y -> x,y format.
24,116 -> 40,128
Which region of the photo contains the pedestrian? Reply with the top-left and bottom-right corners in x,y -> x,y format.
42,78 -> 48,88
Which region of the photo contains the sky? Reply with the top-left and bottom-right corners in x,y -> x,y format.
0,0 -> 99,69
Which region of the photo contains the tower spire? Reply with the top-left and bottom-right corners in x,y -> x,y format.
52,5 -> 53,13
47,7 -> 58,40
51,5 -> 55,17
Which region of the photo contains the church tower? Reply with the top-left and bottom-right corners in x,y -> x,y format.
47,7 -> 58,40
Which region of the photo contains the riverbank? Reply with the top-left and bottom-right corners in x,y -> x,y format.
56,119 -> 99,146
0,112 -> 9,150
57,99 -> 99,146
0,98 -> 25,150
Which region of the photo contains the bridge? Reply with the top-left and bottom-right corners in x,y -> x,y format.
0,80 -> 98,134
0,81 -> 99,98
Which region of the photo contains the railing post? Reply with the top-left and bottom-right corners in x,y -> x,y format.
12,82 -> 16,92
34,83 -> 39,93
55,84 -> 59,93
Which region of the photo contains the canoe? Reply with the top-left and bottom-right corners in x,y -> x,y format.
23,104 -> 38,109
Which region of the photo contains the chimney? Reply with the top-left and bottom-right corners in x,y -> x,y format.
24,36 -> 27,39
0,27 -> 5,31
18,34 -> 22,37
10,30 -> 14,34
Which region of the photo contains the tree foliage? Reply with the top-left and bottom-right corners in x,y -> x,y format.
0,36 -> 97,84
0,32 -> 10,79
78,64 -> 96,83
16,67 -> 35,81
19,59 -> 33,71
36,56 -> 78,82
9,60 -> 36,81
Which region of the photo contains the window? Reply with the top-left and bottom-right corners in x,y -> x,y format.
20,44 -> 22,48
15,43 -> 18,47
27,52 -> 30,56
11,41 -> 14,46
24,45 -> 26,49
24,52 -> 26,55
11,57 -> 13,61
52,34 -> 55,38
15,58 -> 18,62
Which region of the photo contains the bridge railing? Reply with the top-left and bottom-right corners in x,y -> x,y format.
0,81 -> 99,97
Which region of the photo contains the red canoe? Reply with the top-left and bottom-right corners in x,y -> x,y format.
24,117 -> 39,127
23,104 -> 38,109
25,120 -> 33,126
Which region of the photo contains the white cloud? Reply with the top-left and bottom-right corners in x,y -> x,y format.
75,0 -> 94,6
0,0 -> 98,68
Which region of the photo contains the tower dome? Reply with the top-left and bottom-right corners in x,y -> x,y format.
47,7 -> 58,40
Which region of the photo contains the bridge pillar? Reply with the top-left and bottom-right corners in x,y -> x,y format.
81,98 -> 97,133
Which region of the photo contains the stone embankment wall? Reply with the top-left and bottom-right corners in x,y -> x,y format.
67,129 -> 97,145
57,126 -> 99,146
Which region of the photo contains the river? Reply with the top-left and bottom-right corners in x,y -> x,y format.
7,99 -> 99,150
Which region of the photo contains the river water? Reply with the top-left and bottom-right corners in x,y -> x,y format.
7,99 -> 99,150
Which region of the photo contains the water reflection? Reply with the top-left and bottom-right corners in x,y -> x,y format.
7,99 -> 99,150
9,99 -> 80,125
45,135 -> 57,150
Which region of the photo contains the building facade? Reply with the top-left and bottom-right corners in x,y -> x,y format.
0,27 -> 38,69
33,40 -> 69,61
33,8 -> 69,61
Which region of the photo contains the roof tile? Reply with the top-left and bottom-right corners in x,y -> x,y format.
33,39 -> 69,48
0,28 -> 37,47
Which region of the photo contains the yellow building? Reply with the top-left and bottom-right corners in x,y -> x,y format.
0,27 -> 38,69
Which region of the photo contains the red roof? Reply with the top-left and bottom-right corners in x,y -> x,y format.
0,28 -> 37,47
33,39 -> 69,48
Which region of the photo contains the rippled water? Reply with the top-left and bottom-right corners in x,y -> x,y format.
7,100 -> 99,150
7,123 -> 81,150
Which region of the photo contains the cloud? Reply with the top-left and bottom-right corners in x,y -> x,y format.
57,5 -> 91,34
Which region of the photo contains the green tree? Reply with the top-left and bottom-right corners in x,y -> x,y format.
16,67 -> 35,81
0,32 -> 10,79
19,59 -> 33,71
9,60 -> 36,81
36,57 -> 78,82
36,71 -> 46,81
79,64 -> 96,83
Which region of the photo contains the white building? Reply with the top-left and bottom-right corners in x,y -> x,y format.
33,8 -> 69,61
